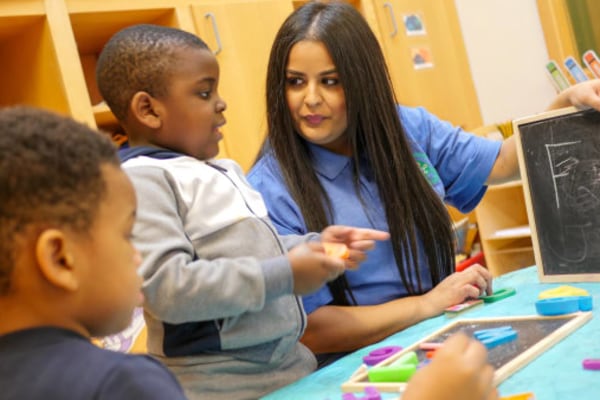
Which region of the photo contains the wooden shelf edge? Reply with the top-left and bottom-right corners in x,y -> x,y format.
487,180 -> 523,191
92,102 -> 118,126
484,225 -> 531,241
487,246 -> 533,255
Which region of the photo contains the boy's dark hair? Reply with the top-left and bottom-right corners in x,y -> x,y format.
265,1 -> 454,304
96,24 -> 209,122
0,106 -> 119,295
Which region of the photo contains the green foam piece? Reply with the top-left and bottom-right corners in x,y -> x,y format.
390,351 -> 418,366
368,363 -> 417,383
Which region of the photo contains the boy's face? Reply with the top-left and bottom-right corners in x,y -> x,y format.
73,164 -> 142,337
155,47 -> 227,160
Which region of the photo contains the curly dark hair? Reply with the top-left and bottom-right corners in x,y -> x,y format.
96,24 -> 209,122
0,106 -> 119,295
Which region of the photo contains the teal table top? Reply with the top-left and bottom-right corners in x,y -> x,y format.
261,267 -> 600,400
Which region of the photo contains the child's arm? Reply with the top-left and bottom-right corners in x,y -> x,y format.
402,333 -> 498,400
286,226 -> 390,295
488,79 -> 600,185
320,225 -> 391,270
126,165 -> 295,323
548,78 -> 600,111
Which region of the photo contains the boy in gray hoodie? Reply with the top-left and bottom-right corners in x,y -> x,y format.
96,24 -> 389,400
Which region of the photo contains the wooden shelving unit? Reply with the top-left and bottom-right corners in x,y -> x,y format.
0,0 -> 485,171
0,2 -> 70,116
475,181 -> 536,276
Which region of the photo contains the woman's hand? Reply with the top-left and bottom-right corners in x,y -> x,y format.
419,264 -> 493,316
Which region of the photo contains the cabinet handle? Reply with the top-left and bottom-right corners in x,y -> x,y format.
204,12 -> 222,55
383,2 -> 398,38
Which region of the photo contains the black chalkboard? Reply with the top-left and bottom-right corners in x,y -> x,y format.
515,107 -> 600,282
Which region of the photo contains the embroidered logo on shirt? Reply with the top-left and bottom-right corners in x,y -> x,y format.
414,152 -> 441,185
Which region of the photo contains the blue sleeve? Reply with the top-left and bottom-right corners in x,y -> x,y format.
98,355 -> 187,399
399,106 -> 502,213
247,156 -> 308,236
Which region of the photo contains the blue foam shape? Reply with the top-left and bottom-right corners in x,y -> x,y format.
474,326 -> 518,349
578,295 -> 593,311
473,326 -> 514,335
535,297 -> 580,316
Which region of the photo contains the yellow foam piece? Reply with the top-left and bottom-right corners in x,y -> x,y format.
500,393 -> 535,400
538,285 -> 589,299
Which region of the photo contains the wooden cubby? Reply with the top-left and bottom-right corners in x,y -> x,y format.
475,181 -> 536,276
66,2 -> 198,144
0,3 -> 69,115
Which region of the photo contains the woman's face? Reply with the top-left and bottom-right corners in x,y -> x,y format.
285,40 -> 349,155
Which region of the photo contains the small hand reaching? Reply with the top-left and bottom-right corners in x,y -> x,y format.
320,225 -> 390,270
288,242 -> 346,295
288,225 -> 389,295
403,333 -> 498,400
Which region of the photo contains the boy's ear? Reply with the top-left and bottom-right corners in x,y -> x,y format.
130,91 -> 163,130
35,229 -> 79,292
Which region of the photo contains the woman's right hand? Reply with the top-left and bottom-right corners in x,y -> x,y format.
419,264 -> 493,316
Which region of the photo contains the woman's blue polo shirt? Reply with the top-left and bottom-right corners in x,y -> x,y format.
247,106 -> 501,313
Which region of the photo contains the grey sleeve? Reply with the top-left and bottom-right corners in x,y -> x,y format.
279,232 -> 321,251
126,166 -> 293,324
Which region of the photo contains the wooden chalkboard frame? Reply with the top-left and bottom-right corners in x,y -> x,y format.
341,312 -> 591,393
514,106 -> 600,282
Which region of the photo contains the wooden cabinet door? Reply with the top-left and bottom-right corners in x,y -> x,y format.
371,0 -> 482,130
192,1 -> 294,171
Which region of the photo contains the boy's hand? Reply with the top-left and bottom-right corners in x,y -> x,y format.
402,333 -> 498,400
320,225 -> 390,270
288,242 -> 346,295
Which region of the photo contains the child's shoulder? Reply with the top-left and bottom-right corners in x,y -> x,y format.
119,146 -> 243,174
0,327 -> 185,399
119,147 -> 216,179
119,150 -> 249,200
210,157 -> 245,173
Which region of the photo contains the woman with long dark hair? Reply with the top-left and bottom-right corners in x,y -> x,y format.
248,0 -> 600,366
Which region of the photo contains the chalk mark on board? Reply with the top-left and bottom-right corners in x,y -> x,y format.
545,222 -> 600,264
546,223 -> 590,263
546,141 -> 581,209
563,159 -> 600,216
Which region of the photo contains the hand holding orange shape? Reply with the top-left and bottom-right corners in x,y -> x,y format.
322,242 -> 350,259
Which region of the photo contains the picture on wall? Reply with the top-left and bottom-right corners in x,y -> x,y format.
403,13 -> 426,36
411,46 -> 433,69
